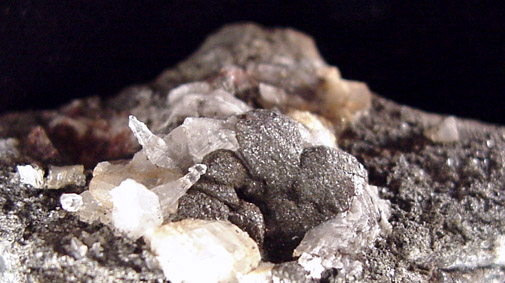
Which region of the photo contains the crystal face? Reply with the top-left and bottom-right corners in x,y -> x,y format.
17,165 -> 44,189
145,219 -> 261,283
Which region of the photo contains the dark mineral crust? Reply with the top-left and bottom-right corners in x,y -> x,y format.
1,23 -> 505,282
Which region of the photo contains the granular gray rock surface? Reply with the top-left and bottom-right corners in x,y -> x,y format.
1,23 -> 505,282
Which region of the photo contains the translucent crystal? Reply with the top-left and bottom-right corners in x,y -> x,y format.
77,190 -> 110,224
166,88 -> 251,125
163,117 -> 240,168
258,83 -> 290,107
287,110 -> 337,148
151,163 -> 207,216
89,151 -> 181,208
60,193 -> 83,212
294,184 -> 391,280
424,116 -> 460,143
128,115 -> 176,168
16,165 -> 44,189
110,179 -> 163,239
167,81 -> 212,105
46,165 -> 86,189
145,219 -> 261,283
317,67 -> 372,123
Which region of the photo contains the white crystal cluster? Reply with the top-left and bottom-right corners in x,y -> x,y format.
17,164 -> 85,189
294,183 -> 392,280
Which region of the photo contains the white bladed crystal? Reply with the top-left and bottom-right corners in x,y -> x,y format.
145,219 -> 261,283
151,163 -> 207,216
60,193 -> 83,212
128,115 -> 176,168
110,179 -> 163,239
17,165 -> 45,189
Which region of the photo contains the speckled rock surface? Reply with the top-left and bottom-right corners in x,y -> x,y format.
1,23 -> 505,282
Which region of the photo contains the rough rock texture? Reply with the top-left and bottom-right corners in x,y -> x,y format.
1,23 -> 505,282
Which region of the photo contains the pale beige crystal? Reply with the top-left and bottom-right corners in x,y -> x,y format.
89,151 -> 181,208
317,67 -> 372,124
287,109 -> 337,148
46,165 -> 86,189
424,116 -> 460,143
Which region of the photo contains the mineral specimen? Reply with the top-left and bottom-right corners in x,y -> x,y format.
1,23 -> 503,283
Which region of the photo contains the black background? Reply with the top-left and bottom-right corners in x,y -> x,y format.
1,1 -> 504,124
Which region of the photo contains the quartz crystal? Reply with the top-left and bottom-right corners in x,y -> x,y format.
151,163 -> 207,217
145,219 -> 261,283
424,116 -> 460,143
60,193 -> 83,212
17,165 -> 45,188
128,115 -> 176,168
46,165 -> 86,189
110,179 -> 163,239
166,87 -> 251,125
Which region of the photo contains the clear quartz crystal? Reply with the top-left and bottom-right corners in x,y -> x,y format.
151,164 -> 207,216
128,115 -> 176,168
60,193 -> 84,212
145,219 -> 261,283
163,117 -> 240,169
110,179 -> 163,239
46,165 -> 86,189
